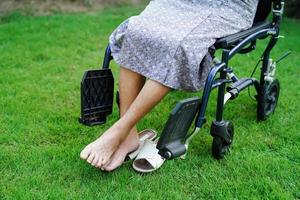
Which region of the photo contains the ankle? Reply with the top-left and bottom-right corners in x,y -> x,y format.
110,121 -> 131,143
116,117 -> 136,133
119,131 -> 140,151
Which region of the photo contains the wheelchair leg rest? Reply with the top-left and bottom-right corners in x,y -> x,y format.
156,97 -> 201,160
79,69 -> 114,126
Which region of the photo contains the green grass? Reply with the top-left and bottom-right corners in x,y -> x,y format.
0,6 -> 299,200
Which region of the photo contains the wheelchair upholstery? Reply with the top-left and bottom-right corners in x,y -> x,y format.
214,21 -> 271,49
254,0 -> 272,22
214,0 -> 272,49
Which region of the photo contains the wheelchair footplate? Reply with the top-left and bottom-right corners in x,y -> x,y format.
79,69 -> 114,126
157,97 -> 201,159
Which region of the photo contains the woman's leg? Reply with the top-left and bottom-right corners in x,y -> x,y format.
80,66 -> 144,167
80,69 -> 171,168
102,67 -> 146,170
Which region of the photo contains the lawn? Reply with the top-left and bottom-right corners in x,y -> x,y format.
0,5 -> 299,200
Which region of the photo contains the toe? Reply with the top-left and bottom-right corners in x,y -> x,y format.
105,158 -> 122,172
104,159 -> 116,171
87,153 -> 95,164
97,157 -> 105,169
104,151 -> 126,171
96,159 -> 103,168
104,163 -> 114,172
102,158 -> 112,169
80,147 -> 91,160
91,155 -> 99,166
102,156 -> 111,166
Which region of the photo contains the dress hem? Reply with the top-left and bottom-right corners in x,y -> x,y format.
110,51 -> 202,92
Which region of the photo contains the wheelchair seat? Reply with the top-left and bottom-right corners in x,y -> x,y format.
214,21 -> 271,49
214,0 -> 273,49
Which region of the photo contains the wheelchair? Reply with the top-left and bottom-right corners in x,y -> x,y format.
79,0 -> 289,160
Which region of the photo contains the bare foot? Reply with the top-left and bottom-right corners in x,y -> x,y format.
103,130 -> 140,171
80,122 -> 128,168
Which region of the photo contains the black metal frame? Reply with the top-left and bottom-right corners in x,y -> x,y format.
195,0 -> 284,129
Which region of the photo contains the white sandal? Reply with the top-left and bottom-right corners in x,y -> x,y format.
132,138 -> 165,173
126,129 -> 157,160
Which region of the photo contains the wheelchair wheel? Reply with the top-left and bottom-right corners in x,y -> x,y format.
212,121 -> 234,160
257,79 -> 280,121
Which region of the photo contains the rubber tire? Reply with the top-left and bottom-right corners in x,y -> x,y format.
212,121 -> 234,160
257,79 -> 280,121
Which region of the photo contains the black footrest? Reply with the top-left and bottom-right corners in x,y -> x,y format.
157,97 -> 201,159
79,69 -> 114,126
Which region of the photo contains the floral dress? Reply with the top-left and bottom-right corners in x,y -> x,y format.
109,0 -> 259,92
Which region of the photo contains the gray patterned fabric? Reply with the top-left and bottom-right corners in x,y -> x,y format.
109,0 -> 259,92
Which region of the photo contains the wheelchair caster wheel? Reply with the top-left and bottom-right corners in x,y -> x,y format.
257,79 -> 280,121
211,121 -> 234,160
